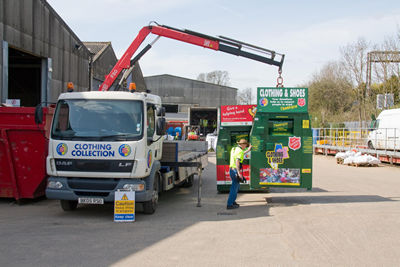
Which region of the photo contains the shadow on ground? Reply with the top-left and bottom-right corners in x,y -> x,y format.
1,154 -> 397,267
0,156 -> 269,267
266,194 -> 396,207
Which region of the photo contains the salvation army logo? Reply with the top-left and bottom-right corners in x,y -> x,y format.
118,144 -> 131,157
259,98 -> 268,107
56,143 -> 68,156
288,136 -> 301,151
298,98 -> 306,107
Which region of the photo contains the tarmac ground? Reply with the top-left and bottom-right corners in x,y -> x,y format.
1,154 -> 400,266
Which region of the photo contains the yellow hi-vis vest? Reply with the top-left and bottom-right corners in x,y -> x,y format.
229,146 -> 244,169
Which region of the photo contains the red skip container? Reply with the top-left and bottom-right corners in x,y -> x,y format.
0,107 -> 53,200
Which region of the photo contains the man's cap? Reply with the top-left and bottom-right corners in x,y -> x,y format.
237,139 -> 249,145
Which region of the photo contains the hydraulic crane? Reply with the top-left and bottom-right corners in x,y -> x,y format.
43,23 -> 286,214
99,22 -> 285,91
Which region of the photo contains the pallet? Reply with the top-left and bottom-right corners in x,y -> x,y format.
336,158 -> 344,164
350,163 -> 379,167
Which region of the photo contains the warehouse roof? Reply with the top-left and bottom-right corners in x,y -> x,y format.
144,74 -> 238,91
83,42 -> 114,62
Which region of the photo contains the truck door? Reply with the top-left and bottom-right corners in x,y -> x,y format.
146,103 -> 157,167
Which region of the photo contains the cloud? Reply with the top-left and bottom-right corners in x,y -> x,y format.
279,11 -> 399,59
48,0 -> 400,89
48,0 -> 195,22
113,9 -> 400,89
256,10 -> 400,86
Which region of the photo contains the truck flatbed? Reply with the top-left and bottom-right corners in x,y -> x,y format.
161,140 -> 208,188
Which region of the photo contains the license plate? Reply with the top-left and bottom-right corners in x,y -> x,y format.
78,197 -> 104,204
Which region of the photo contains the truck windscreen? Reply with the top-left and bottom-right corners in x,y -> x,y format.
51,99 -> 144,141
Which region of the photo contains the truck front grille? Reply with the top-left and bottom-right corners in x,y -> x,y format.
67,178 -> 119,198
75,191 -> 110,197
68,178 -> 118,191
55,159 -> 134,172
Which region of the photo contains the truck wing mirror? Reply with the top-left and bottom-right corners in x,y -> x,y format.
157,107 -> 166,117
156,118 -> 166,135
35,104 -> 43,124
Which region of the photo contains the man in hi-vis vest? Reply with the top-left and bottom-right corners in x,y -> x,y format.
227,139 -> 252,209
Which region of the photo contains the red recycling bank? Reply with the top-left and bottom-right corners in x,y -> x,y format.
217,105 -> 256,184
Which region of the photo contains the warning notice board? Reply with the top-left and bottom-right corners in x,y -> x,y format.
114,190 -> 135,222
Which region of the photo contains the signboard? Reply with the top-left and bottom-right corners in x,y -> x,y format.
216,164 -> 250,185
257,87 -> 308,113
260,168 -> 300,186
114,190 -> 135,222
269,120 -> 293,136
6,99 -> 20,107
54,142 -> 134,159
221,105 -> 256,126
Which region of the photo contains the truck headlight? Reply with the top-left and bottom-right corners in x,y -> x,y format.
123,184 -> 144,191
49,158 -> 55,173
48,181 -> 63,189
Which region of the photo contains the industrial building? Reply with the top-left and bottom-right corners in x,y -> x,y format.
84,41 -> 147,91
0,0 -> 93,106
0,0 -> 146,107
1,0 -> 236,111
144,74 -> 237,112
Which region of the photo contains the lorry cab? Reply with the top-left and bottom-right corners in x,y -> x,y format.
46,91 -> 166,213
368,108 -> 400,150
47,91 -> 163,179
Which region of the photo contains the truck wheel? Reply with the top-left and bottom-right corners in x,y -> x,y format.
60,200 -> 78,211
143,173 -> 159,214
368,141 -> 374,149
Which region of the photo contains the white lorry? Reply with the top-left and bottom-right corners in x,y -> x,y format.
43,91 -> 207,213
41,23 -> 284,213
368,108 -> 400,150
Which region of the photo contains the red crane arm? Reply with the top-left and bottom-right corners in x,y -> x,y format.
99,27 -> 150,91
99,24 -> 283,91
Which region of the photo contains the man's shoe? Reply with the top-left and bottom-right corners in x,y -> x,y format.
233,202 -> 240,207
227,204 -> 239,209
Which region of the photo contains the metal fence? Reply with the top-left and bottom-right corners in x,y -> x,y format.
313,128 -> 400,155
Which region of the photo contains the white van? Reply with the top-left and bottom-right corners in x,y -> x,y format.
368,108 -> 400,150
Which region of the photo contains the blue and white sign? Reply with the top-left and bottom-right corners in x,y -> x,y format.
71,143 -> 115,157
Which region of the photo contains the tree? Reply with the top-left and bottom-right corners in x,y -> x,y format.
237,87 -> 254,105
306,27 -> 400,127
307,62 -> 354,127
197,70 -> 230,86
340,38 -> 370,124
371,75 -> 400,106
370,35 -> 400,106
372,35 -> 400,85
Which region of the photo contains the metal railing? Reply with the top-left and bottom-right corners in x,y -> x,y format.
313,128 -> 400,156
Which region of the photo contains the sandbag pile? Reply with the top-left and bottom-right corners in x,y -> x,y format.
335,151 -> 380,167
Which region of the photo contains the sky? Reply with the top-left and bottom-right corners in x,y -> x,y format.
47,0 -> 400,93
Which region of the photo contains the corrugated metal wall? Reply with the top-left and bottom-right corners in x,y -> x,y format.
90,43 -> 117,89
0,0 -> 91,103
144,74 -> 237,108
